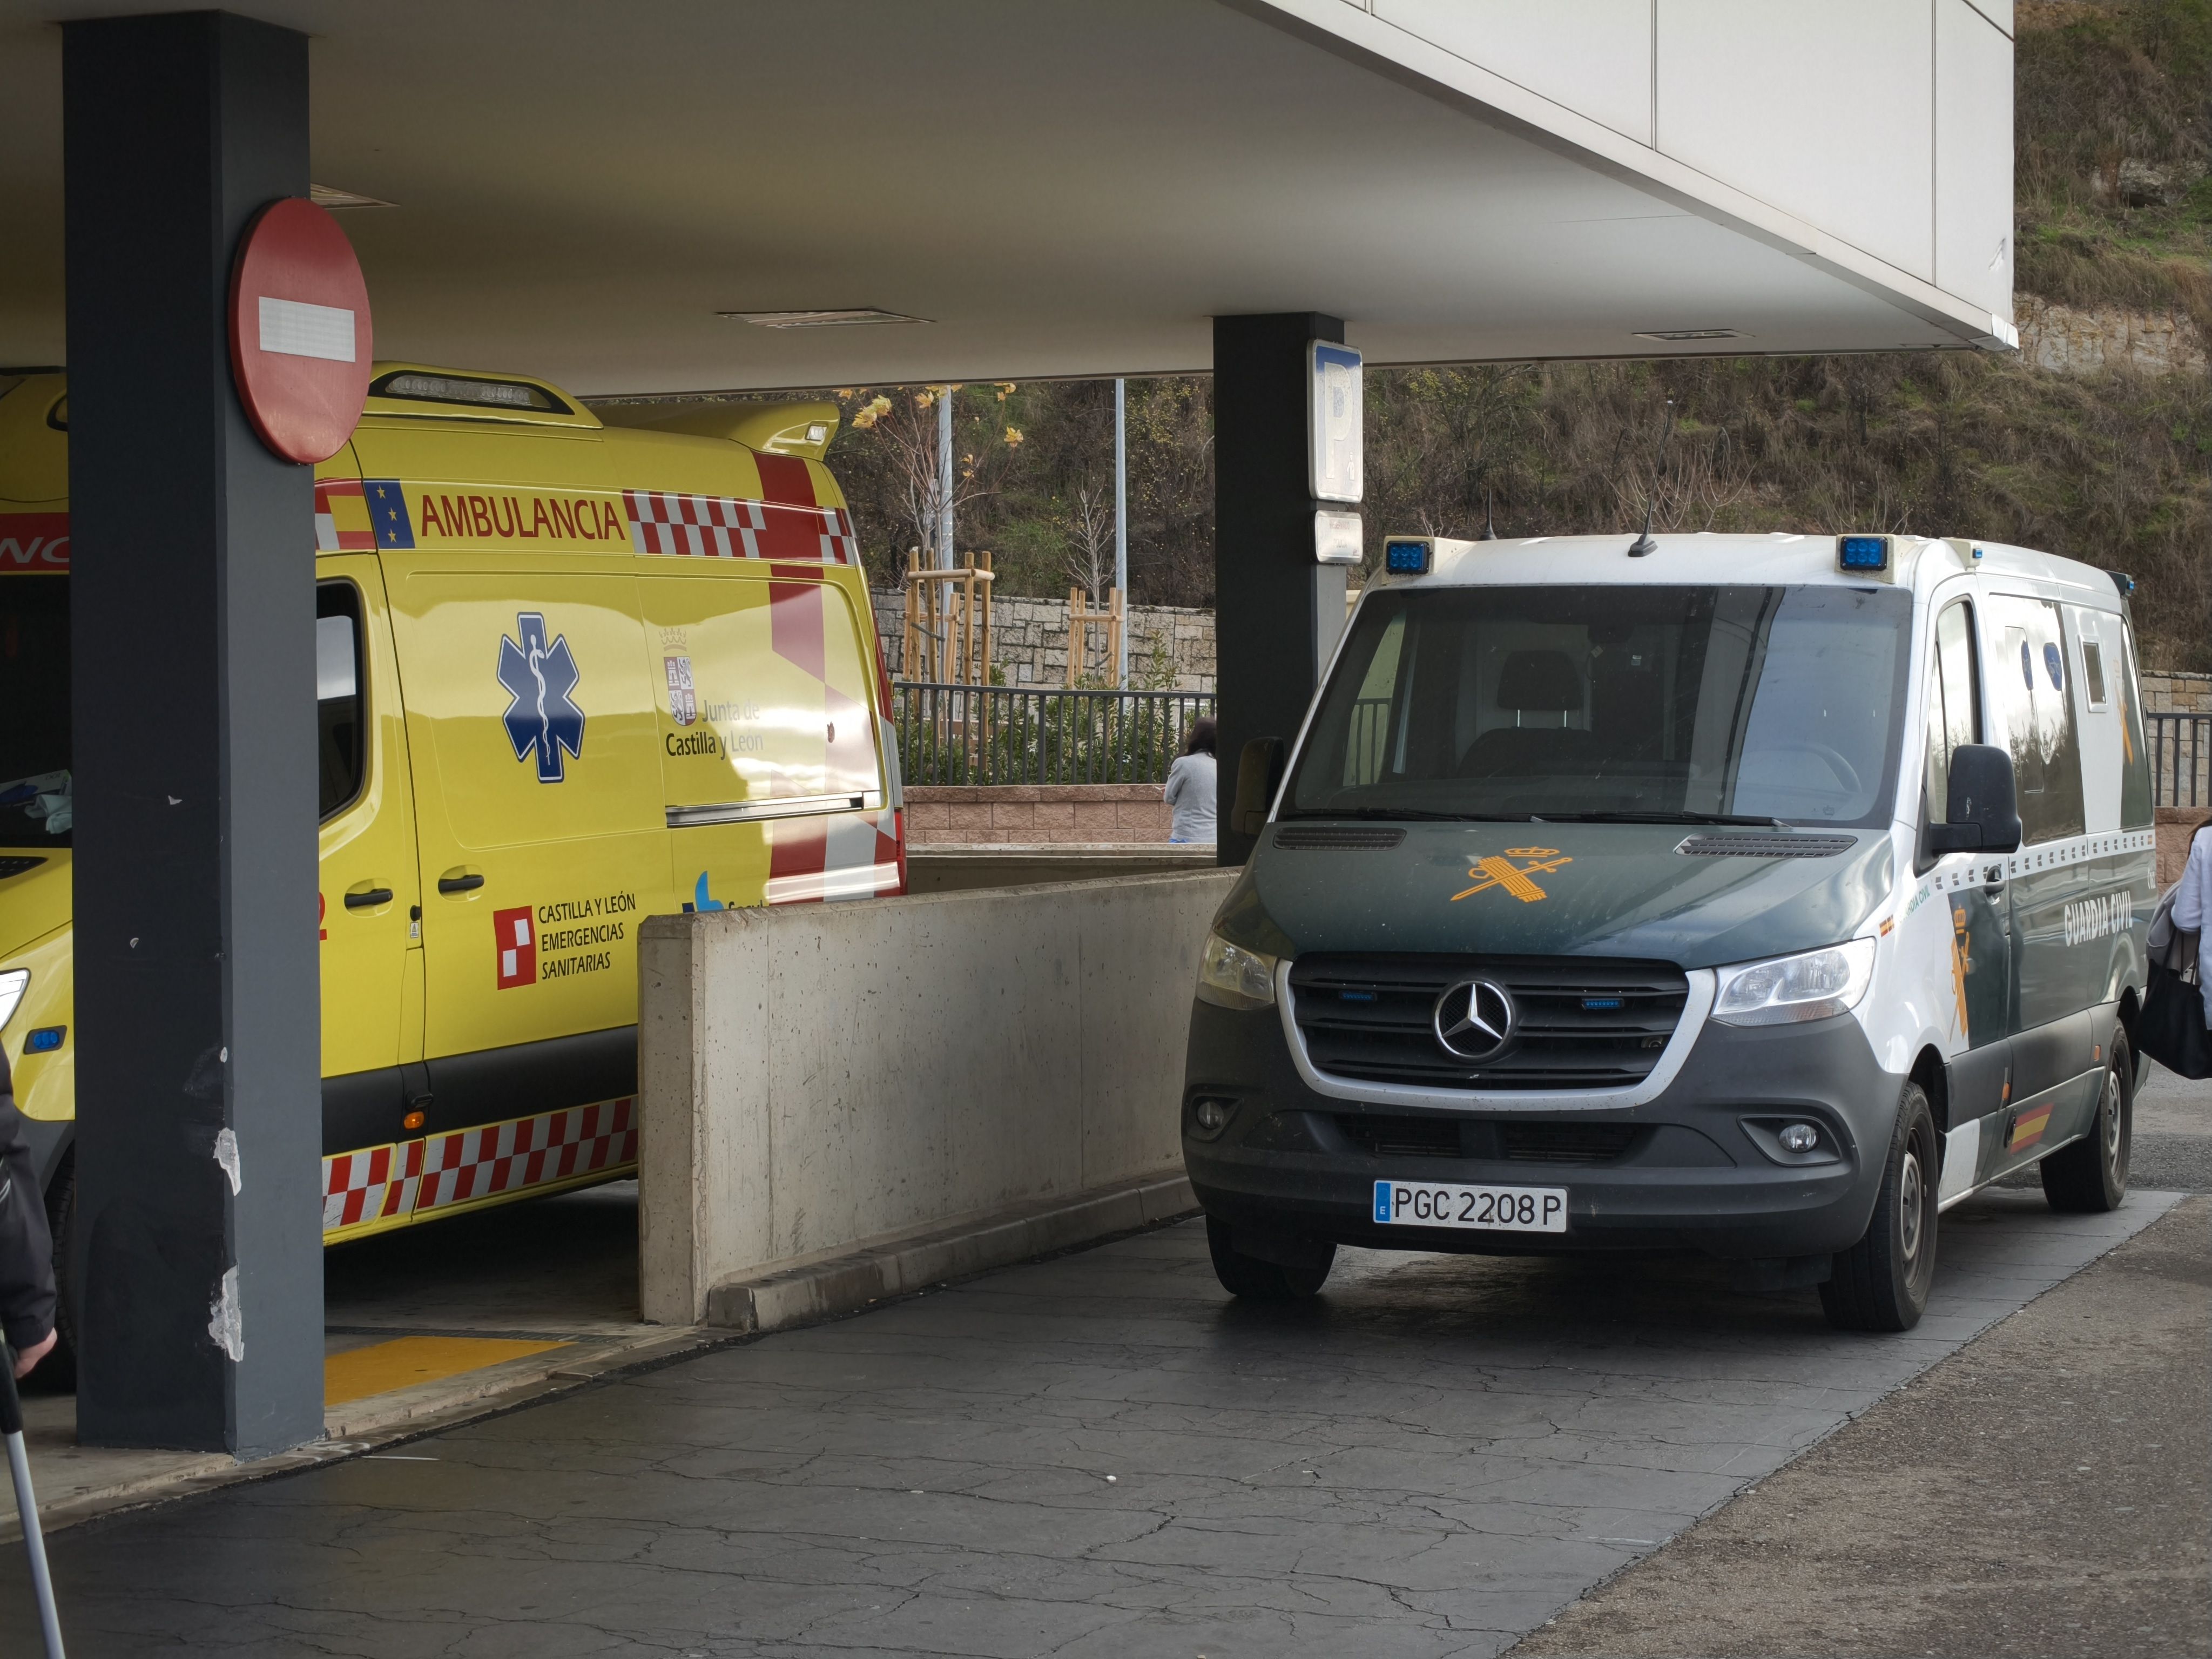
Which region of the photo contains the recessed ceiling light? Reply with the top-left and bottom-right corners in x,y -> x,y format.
310,183 -> 394,210
1634,327 -> 1743,342
720,308 -> 929,328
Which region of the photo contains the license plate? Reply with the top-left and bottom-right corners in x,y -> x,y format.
1372,1179 -> 1568,1233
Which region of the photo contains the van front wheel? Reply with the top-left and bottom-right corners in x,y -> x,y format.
1205,1216 -> 1332,1300
1820,1083 -> 1939,1333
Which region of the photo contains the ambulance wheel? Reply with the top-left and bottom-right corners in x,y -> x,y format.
2043,1030 -> 2132,1213
38,1149 -> 78,1392
1820,1084 -> 1938,1333
1206,1216 -> 1333,1300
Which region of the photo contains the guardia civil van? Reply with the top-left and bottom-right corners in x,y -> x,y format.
0,366 -> 902,1366
1184,531 -> 2152,1331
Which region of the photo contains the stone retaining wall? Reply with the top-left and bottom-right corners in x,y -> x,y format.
2142,671 -> 2211,716
872,590 -> 1215,690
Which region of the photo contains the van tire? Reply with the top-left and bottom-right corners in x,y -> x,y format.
38,1149 -> 78,1392
2043,1030 -> 2132,1213
1205,1216 -> 1332,1300
1819,1083 -> 1938,1333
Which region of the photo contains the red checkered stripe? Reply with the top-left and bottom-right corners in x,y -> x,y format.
314,478 -> 373,552
321,1139 -> 426,1233
415,1097 -> 638,1215
623,490 -> 859,565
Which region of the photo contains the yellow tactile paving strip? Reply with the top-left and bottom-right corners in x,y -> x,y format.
323,1336 -> 572,1407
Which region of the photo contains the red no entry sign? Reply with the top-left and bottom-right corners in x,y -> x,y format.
227,197 -> 374,464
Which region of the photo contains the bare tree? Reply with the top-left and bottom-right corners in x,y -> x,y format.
1061,477 -> 1116,599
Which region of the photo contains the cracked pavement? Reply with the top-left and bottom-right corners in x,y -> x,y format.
0,1186 -> 2180,1657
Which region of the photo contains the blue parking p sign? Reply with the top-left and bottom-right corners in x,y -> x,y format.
1309,341 -> 1363,504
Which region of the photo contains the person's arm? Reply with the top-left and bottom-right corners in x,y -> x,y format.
1163,758 -> 1186,808
2176,828 -> 2212,932
0,1057 -> 57,1377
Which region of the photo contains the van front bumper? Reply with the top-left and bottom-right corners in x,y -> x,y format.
1181,999 -> 1901,1263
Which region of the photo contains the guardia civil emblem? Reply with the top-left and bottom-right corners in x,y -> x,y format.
1452,846 -> 1573,905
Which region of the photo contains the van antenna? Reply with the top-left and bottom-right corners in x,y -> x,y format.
1477,487 -> 1498,541
1627,397 -> 1676,558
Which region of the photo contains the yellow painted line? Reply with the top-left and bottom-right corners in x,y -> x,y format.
325,1336 -> 572,1407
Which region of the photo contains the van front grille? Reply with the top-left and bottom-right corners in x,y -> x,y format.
0,857 -> 46,881
1330,1115 -> 1644,1164
1334,1114 -> 1466,1158
1498,1122 -> 1640,1163
1290,953 -> 1687,1091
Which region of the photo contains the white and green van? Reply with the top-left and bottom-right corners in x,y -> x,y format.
1184,532 -> 2152,1330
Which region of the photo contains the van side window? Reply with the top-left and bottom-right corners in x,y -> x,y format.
1344,611 -> 1406,787
317,581 -> 366,820
1924,599 -> 1980,827
1988,595 -> 2085,845
2080,639 -> 2108,708
2119,628 -> 2154,830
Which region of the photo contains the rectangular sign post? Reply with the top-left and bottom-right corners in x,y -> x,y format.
1215,315 -> 1353,866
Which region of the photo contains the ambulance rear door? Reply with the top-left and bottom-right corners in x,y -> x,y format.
639,567 -> 897,911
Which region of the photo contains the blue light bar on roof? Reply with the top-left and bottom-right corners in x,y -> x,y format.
1837,535 -> 1890,573
1385,538 -> 1432,575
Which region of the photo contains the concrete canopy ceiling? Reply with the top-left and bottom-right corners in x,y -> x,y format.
0,1 -> 2008,397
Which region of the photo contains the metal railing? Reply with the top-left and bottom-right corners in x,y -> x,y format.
2149,712 -> 2212,808
892,683 -> 1216,786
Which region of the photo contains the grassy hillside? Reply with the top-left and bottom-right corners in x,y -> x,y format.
811,1 -> 2211,664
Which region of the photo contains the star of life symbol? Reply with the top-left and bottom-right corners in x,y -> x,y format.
1451,846 -> 1573,904
497,612 -> 585,783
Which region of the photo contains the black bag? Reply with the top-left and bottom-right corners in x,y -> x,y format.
2139,958 -> 2212,1078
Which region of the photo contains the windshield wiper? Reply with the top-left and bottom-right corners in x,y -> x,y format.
1534,810 -> 1792,828
1284,807 -> 1540,824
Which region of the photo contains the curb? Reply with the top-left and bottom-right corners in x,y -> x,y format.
704,1174 -> 1198,1332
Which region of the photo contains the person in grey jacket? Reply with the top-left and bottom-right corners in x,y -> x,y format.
1164,716 -> 1217,844
0,1054 -> 57,1378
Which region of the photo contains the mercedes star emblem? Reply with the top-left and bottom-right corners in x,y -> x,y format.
1433,979 -> 1515,1061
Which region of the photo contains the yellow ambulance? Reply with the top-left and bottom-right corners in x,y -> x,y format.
0,363 -> 902,1278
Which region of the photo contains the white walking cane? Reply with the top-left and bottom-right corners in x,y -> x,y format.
1,1338 -> 65,1657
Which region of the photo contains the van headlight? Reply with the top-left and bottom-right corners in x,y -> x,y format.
0,969 -> 27,1032
1196,933 -> 1277,1010
1712,939 -> 1875,1026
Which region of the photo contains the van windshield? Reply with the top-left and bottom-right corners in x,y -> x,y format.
0,575 -> 70,846
1286,583 -> 1912,830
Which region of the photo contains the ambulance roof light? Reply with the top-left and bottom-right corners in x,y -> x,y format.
370,370 -> 572,415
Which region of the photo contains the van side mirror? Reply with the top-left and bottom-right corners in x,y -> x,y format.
1927,743 -> 2022,855
1230,737 -> 1286,838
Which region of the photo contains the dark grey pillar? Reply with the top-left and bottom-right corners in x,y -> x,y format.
64,11 -> 323,1454
1212,313 -> 1348,866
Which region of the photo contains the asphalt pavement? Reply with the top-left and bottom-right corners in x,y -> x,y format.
1515,1062 -> 2211,1657
0,1173 -> 2181,1656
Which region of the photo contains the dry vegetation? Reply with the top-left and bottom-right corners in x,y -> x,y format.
814,0 -> 2212,664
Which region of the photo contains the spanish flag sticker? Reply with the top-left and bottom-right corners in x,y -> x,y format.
2009,1104 -> 2054,1152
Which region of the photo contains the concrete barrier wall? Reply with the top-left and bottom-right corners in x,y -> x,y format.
637,868 -> 1236,1325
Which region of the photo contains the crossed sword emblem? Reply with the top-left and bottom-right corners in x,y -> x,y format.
1452,846 -> 1573,904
